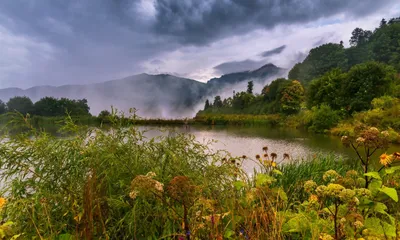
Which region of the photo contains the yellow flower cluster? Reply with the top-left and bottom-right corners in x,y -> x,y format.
0,197 -> 6,209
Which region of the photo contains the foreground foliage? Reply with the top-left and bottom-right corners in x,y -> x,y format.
0,114 -> 399,239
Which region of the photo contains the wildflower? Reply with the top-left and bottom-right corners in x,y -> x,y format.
356,188 -> 371,197
231,159 -> 236,164
381,130 -> 389,137
369,127 -> 379,134
323,170 -> 340,182
346,170 -> 359,178
379,153 -> 393,166
242,155 -> 247,159
0,198 -> 6,209
129,190 -> 139,199
340,218 -> 346,224
304,180 -> 317,192
341,136 -> 350,147
354,220 -> 364,229
263,153 -> 269,158
356,137 -> 365,144
319,233 -> 334,240
393,152 -> 400,160
271,162 -> 277,167
324,183 -> 345,197
309,194 -> 318,203
316,185 -> 327,196
270,153 -> 277,161
154,181 -> 164,192
283,153 -> 290,160
352,197 -> 360,205
262,146 -> 268,152
339,189 -> 356,202
146,172 -> 156,178
255,154 -> 261,159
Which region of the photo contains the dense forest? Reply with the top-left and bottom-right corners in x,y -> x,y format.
0,96 -> 90,117
199,17 -> 400,134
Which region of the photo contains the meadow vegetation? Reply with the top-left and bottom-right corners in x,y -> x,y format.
0,112 -> 398,239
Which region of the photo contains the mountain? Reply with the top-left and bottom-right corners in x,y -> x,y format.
207,63 -> 285,93
0,63 -> 284,118
0,74 -> 207,118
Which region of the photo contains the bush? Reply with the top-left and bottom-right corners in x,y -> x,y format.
309,104 -> 340,133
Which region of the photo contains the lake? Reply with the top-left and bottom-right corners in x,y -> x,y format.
140,125 -> 399,173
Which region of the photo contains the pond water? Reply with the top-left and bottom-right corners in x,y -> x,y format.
141,125 -> 400,173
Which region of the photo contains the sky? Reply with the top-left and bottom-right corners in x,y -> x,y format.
0,0 -> 400,89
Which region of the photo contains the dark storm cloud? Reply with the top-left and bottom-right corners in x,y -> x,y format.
260,45 -> 287,58
0,0 -> 177,87
0,0 -> 398,88
153,0 -> 397,45
214,59 -> 267,75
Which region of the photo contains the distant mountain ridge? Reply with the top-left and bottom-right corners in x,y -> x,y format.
0,63 -> 283,118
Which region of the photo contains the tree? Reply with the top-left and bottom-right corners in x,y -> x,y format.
7,96 -> 34,115
213,96 -> 223,108
380,18 -> 387,28
349,28 -> 372,46
0,100 -> 6,114
34,97 -> 60,116
98,110 -> 111,118
204,99 -> 210,110
287,43 -> 347,83
342,62 -> 396,113
280,80 -> 305,114
307,69 -> 346,110
247,81 -> 254,94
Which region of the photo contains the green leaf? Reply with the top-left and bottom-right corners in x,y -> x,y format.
368,179 -> 382,195
272,169 -> 283,175
364,172 -> 381,180
224,229 -> 235,239
233,181 -> 246,190
256,174 -> 275,187
58,234 -> 74,240
379,186 -> 398,202
384,166 -> 400,175
373,202 -> 388,214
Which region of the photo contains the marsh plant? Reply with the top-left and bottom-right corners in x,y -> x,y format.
0,112 -> 399,239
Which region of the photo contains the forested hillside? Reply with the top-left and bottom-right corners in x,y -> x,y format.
198,17 -> 400,134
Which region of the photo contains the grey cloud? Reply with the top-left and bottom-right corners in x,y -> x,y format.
0,0 -> 398,88
214,59 -> 267,75
153,0 -> 397,45
260,45 -> 287,57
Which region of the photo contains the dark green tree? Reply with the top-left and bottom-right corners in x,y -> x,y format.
213,96 -> 223,108
7,96 -> 34,115
204,99 -> 210,110
288,43 -> 347,83
307,69 -> 346,109
34,97 -> 60,116
342,62 -> 396,113
0,100 -> 6,114
98,110 -> 111,118
349,28 -> 372,46
247,81 -> 254,94
380,18 -> 387,28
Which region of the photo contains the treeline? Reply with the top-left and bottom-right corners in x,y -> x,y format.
199,17 -> 400,132
0,96 -> 90,116
289,17 -> 400,84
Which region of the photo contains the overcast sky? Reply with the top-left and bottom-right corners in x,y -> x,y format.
0,0 -> 400,89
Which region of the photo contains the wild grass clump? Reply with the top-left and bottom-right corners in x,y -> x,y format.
0,111 -> 398,239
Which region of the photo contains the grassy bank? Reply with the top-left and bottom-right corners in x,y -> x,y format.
0,115 -> 398,239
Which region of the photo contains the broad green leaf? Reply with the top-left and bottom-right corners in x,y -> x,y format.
379,186 -> 398,202
373,202 -> 388,214
256,174 -> 275,187
233,181 -> 246,190
368,179 -> 382,195
364,172 -> 381,180
224,229 -> 235,239
384,166 -> 400,175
